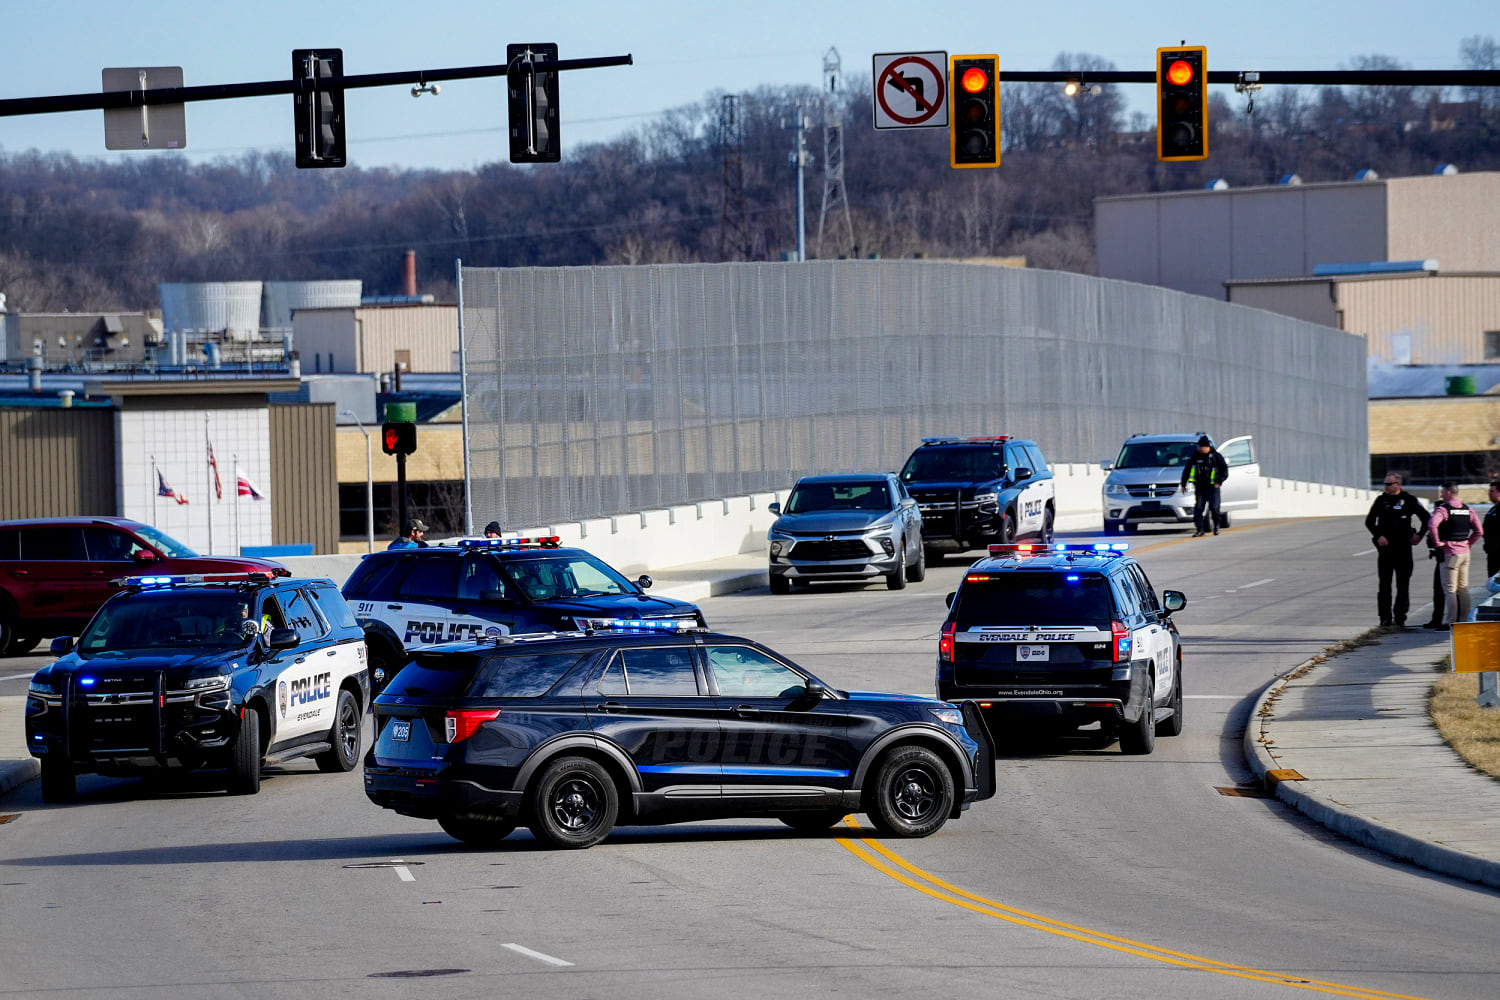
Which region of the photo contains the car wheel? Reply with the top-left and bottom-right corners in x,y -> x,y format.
1103,522 -> 1120,537
1118,679 -> 1156,755
886,546 -> 907,590
227,707 -> 263,795
315,689 -> 362,772
906,541 -> 926,583
924,547 -> 944,566
438,811 -> 518,847
1156,665 -> 1184,738
867,745 -> 954,838
778,810 -> 848,832
0,615 -> 16,657
526,756 -> 618,849
999,512 -> 1015,544
1218,512 -> 1232,529
1041,507 -> 1055,543
768,573 -> 791,595
39,757 -> 75,803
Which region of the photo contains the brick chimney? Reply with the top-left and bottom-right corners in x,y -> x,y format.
403,250 -> 417,297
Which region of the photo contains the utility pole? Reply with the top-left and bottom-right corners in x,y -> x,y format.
786,110 -> 812,261
818,47 -> 854,259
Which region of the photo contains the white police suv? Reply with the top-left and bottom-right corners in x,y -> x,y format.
936,542 -> 1188,754
341,537 -> 706,694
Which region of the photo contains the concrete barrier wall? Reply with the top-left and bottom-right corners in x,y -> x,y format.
283,474 -> 1374,587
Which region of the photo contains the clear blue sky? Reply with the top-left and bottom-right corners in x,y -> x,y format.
0,1 -> 1491,172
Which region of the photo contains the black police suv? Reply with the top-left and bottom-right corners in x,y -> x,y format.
26,572 -> 369,801
343,537 -> 705,696
364,621 -> 995,849
936,543 -> 1187,754
898,436 -> 1056,561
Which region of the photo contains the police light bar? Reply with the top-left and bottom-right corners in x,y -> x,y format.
921,435 -> 1009,445
1091,542 -> 1130,552
114,571 -> 277,589
458,536 -> 563,550
987,543 -> 1069,556
581,618 -> 707,633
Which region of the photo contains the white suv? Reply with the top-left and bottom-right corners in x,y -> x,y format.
1100,433 -> 1259,535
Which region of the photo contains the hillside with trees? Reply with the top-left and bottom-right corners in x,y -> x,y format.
0,37 -> 1496,313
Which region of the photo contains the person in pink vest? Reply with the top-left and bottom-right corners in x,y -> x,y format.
1427,482 -> 1484,630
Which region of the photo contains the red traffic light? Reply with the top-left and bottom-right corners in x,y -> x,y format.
1166,59 -> 1194,87
960,66 -> 989,93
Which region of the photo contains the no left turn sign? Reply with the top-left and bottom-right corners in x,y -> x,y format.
872,51 -> 948,129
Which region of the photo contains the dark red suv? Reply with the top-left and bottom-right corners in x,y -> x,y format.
0,517 -> 289,655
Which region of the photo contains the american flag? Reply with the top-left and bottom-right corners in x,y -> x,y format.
236,466 -> 266,500
157,469 -> 188,505
207,440 -> 222,500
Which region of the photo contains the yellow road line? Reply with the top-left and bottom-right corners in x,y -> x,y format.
835,817 -> 1434,1000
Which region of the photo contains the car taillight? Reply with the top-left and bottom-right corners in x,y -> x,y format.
444,708 -> 501,743
1111,621 -> 1131,663
939,622 -> 956,662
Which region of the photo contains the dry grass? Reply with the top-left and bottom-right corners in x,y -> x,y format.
1429,667 -> 1500,781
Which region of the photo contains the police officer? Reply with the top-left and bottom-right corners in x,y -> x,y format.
1483,480 -> 1500,579
1180,435 -> 1230,537
1428,482 -> 1484,630
1364,472 -> 1427,630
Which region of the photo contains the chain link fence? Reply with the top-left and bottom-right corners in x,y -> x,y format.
461,260 -> 1366,532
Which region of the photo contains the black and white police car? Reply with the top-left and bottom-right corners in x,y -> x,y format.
341,537 -> 706,694
898,436 -> 1057,561
25,572 -> 369,800
936,542 -> 1187,754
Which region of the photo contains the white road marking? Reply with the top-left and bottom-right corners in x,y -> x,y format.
392,860 -> 416,882
1236,578 -> 1275,590
503,943 -> 574,967
0,673 -> 36,682
1352,549 -> 1373,557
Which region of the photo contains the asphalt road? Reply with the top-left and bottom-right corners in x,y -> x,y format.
2,517 -> 1497,999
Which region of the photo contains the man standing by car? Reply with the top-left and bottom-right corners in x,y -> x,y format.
1180,436 -> 1229,537
1482,480 -> 1500,580
387,518 -> 429,551
1428,482 -> 1483,630
1364,473 -> 1428,630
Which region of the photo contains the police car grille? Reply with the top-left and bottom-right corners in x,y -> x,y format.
794,540 -> 870,561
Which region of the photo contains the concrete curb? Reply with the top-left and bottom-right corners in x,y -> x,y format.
0,758 -> 38,800
648,570 -> 770,605
1244,660 -> 1500,892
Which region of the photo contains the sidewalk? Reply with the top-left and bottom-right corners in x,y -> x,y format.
1246,629 -> 1500,890
0,698 -> 39,799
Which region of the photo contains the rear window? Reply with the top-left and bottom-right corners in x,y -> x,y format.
953,572 -> 1113,626
343,557 -> 402,598
471,651 -> 590,697
383,652 -> 483,699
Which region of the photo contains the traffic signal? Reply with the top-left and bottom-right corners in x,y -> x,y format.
1157,46 -> 1207,161
507,43 -> 560,163
381,421 -> 417,456
293,49 -> 346,168
949,55 -> 999,168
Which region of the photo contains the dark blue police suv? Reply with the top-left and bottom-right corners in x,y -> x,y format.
364,621 -> 994,849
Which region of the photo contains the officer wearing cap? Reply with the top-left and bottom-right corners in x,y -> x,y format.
1364,472 -> 1428,630
1179,435 -> 1229,537
388,518 -> 430,550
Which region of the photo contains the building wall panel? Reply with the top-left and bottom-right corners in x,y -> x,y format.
1342,276 -> 1500,364
0,409 -> 116,520
1386,173 -> 1500,271
269,404 -> 339,554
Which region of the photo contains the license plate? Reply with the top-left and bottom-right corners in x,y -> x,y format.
390,720 -> 411,742
1016,645 -> 1049,662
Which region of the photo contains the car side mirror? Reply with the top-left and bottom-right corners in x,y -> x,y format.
768,501 -> 781,515
945,592 -> 956,609
50,635 -> 74,655
1013,467 -> 1032,482
1099,460 -> 1114,471
1162,590 -> 1187,613
132,549 -> 158,564
794,679 -> 827,705
900,497 -> 917,509
267,627 -> 300,651
636,574 -> 653,591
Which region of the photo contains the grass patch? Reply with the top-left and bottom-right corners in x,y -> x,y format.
1429,667 -> 1500,781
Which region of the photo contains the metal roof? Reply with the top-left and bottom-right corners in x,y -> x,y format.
1367,364 -> 1500,399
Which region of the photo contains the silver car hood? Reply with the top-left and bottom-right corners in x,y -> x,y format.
772,510 -> 896,534
1105,467 -> 1185,486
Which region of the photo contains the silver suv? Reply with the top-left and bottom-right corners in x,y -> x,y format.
767,473 -> 925,593
1100,433 -> 1259,535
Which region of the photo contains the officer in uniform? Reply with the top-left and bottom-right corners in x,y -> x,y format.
1483,480 -> 1500,580
1363,472 -> 1428,630
1180,436 -> 1230,537
1428,482 -> 1484,630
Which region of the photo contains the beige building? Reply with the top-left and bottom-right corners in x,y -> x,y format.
293,303 -> 458,375
3,312 -> 161,367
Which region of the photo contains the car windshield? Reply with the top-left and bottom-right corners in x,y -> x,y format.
1113,441 -> 1198,470
76,591 -> 255,658
900,447 -> 1006,482
129,523 -> 199,559
953,573 -> 1112,625
785,481 -> 892,514
498,554 -> 635,602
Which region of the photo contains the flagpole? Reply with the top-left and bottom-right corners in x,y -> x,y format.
151,456 -> 157,526
205,416 -> 214,554
233,453 -> 241,556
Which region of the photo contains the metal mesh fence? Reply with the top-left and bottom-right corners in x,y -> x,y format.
461,260 -> 1367,531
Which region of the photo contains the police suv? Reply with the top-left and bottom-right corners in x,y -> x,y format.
936,542 -> 1187,754
341,537 -> 706,693
25,572 -> 369,800
898,436 -> 1056,561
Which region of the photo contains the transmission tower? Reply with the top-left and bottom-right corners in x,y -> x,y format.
718,94 -> 750,260
817,47 -> 855,259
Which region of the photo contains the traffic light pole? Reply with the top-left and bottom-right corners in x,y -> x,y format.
396,452 -> 408,542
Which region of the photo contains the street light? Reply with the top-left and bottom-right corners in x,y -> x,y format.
341,410 -> 375,553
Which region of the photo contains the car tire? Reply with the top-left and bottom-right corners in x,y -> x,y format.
1118,679 -> 1157,755
0,614 -> 16,657
39,757 -> 75,803
1156,665 -> 1184,738
999,512 -> 1015,545
768,573 -> 791,595
1103,522 -> 1120,536
886,547 -> 907,590
1041,507 -> 1055,543
526,756 -> 618,849
866,745 -> 954,838
905,542 -> 926,583
227,707 -> 263,795
778,810 -> 848,832
438,811 -> 518,847
315,689 -> 362,772
1219,512 -> 1232,529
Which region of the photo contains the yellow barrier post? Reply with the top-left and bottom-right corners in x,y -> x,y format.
1449,621 -> 1500,707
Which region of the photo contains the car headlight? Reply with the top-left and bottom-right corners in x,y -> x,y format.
183,673 -> 231,693
28,678 -> 56,696
973,492 -> 998,510
929,707 -> 964,726
769,539 -> 794,557
1104,482 -> 1127,495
